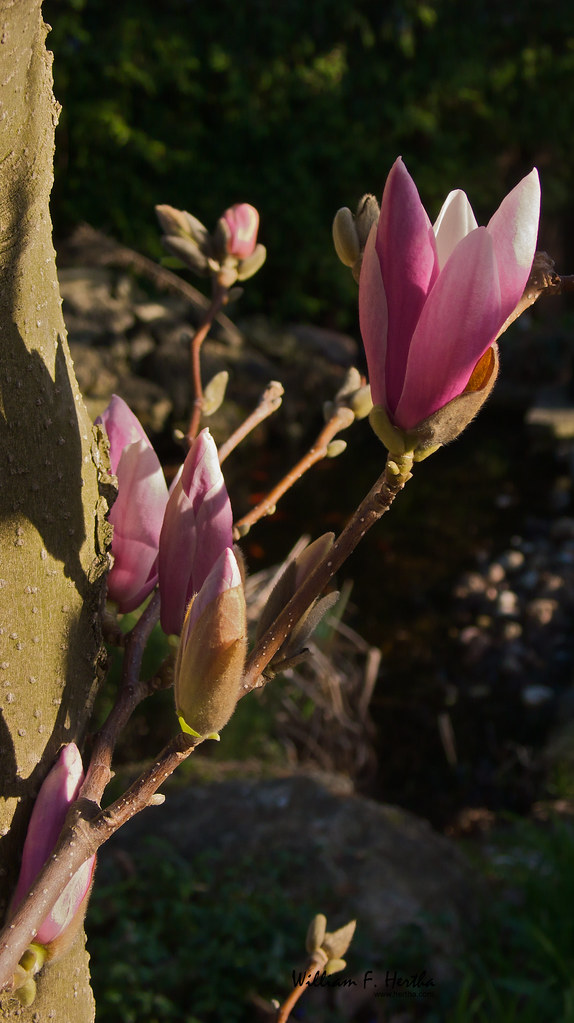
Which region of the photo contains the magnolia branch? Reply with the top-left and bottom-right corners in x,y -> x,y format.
187,283 -> 229,444
276,960 -> 324,1023
500,256 -> 574,336
242,451 -> 414,691
82,592 -> 162,803
0,731 -> 200,992
233,405 -> 355,539
218,380 -> 284,465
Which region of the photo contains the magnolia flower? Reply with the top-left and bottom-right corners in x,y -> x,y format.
97,396 -> 168,613
220,203 -> 260,259
10,745 -> 96,949
174,547 -> 247,738
359,158 -> 540,447
158,428 -> 233,636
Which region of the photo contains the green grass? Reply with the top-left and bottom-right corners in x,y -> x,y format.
443,815 -> 574,1023
87,814 -> 574,1022
87,838 -> 325,1023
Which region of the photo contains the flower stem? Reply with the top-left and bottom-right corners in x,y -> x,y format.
187,283 -> 228,444
0,731 -> 200,993
276,959 -> 324,1023
242,451 -> 414,691
233,406 -> 355,539
218,380 -> 284,465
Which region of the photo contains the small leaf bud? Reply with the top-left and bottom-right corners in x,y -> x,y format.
354,194 -> 380,247
333,195 -> 380,282
161,235 -> 210,276
326,439 -> 347,458
155,205 -> 210,247
322,919 -> 357,960
203,371 -> 229,417
332,207 -> 360,268
324,958 -> 347,976
16,977 -> 36,1007
306,913 -> 327,954
236,243 -> 267,281
348,384 -> 373,420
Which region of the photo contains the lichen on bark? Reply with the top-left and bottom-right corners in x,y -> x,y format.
0,3 -> 107,1019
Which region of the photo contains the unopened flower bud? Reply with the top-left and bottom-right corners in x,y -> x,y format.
333,195 -> 380,282
221,203 -> 260,259
159,428 -> 233,636
175,548 -> 247,738
155,205 -> 210,247
9,745 -> 96,956
97,395 -> 168,613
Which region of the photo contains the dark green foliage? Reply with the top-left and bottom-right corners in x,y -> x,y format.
443,817 -> 574,1022
87,838 -> 325,1022
87,818 -> 574,1022
45,0 -> 574,325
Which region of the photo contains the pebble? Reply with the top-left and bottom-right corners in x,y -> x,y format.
525,598 -> 558,626
500,549 -> 526,571
450,513 -> 574,730
497,590 -> 519,616
487,562 -> 506,584
521,685 -> 554,707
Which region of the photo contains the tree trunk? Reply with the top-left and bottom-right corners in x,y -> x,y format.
0,3 -> 107,1018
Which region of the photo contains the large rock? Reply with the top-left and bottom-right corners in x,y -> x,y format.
103,774 -> 478,1018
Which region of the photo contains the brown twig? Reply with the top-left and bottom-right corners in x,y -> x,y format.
497,256 -> 574,340
82,591 -> 162,803
276,959 -> 324,1023
187,283 -> 229,444
218,381 -> 284,465
241,451 -> 414,693
0,731 -> 200,992
233,406 -> 355,539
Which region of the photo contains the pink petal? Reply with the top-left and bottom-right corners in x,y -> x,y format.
359,224 -> 388,407
36,856 -> 96,945
487,168 -> 540,322
10,744 -> 93,944
394,228 -> 502,429
377,158 -> 439,415
159,430 -> 233,635
97,395 -> 149,475
107,439 -> 168,612
222,204 -> 260,259
433,190 -> 478,270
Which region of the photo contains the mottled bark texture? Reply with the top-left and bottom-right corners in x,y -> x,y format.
0,3 -> 108,1019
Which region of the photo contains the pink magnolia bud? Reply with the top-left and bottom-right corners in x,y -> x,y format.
97,395 -> 169,613
221,203 -> 260,259
158,428 -> 233,636
175,547 -> 247,737
10,745 -> 96,949
359,158 -> 540,440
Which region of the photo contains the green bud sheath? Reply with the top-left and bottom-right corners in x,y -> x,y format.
175,586 -> 247,738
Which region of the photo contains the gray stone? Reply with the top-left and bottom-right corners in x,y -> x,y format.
105,775 -> 479,981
